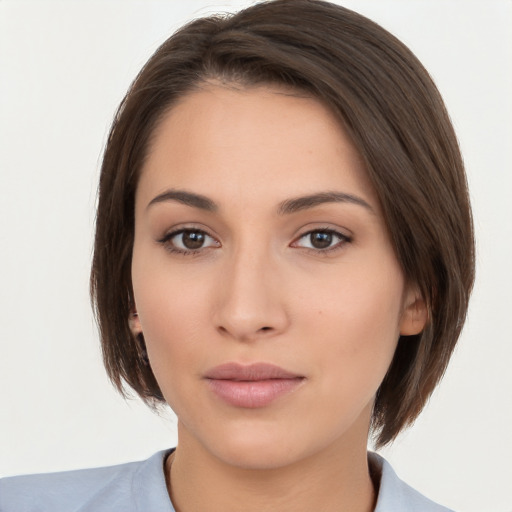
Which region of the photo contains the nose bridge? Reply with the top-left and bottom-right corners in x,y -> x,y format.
213,238 -> 288,340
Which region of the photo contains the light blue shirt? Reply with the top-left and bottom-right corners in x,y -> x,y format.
0,450 -> 453,511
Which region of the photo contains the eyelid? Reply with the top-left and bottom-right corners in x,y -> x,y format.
157,225 -> 221,254
157,222 -> 217,242
290,227 -> 352,252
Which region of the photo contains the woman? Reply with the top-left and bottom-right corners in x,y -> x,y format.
0,1 -> 474,511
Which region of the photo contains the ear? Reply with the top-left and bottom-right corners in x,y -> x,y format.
129,308 -> 142,336
399,287 -> 428,336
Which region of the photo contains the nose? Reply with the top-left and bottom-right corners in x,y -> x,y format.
212,246 -> 290,342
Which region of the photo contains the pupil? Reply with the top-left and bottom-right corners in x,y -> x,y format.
311,232 -> 332,249
183,231 -> 204,249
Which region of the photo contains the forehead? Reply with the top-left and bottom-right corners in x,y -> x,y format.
138,84 -> 377,210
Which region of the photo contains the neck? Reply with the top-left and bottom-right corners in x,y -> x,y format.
166,426 -> 376,512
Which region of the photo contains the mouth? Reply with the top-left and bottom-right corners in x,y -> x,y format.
204,362 -> 305,408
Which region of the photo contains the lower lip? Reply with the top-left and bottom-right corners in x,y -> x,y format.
206,378 -> 304,408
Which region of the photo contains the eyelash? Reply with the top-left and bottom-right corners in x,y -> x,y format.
291,228 -> 352,255
157,227 -> 352,256
157,228 -> 219,256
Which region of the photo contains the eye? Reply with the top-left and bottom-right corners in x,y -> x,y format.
292,229 -> 351,251
159,229 -> 219,254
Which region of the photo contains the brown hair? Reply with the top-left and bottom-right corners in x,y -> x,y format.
90,0 -> 474,447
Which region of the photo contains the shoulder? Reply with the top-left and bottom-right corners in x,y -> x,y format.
0,450 -> 174,512
370,452 -> 455,512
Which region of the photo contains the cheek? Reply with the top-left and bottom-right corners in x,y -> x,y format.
132,249 -> 199,350
132,279 -> 207,409
134,281 -> 209,354
130,251 -> 224,406
297,261 -> 404,383
298,263 -> 404,341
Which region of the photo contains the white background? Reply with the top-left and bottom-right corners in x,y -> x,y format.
0,1 -> 511,511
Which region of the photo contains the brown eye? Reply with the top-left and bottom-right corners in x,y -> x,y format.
293,229 -> 351,252
181,231 -> 206,249
160,229 -> 219,253
310,231 -> 333,249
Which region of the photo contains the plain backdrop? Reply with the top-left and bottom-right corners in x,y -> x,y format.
0,1 -> 511,511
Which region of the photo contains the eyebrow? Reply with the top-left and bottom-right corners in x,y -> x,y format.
147,189 -> 374,215
277,191 -> 375,215
147,189 -> 217,212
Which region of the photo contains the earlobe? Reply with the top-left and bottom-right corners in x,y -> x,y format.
129,309 -> 142,335
400,291 -> 428,336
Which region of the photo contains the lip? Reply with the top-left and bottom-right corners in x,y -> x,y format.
204,362 -> 305,408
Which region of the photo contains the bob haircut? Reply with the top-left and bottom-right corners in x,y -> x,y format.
91,0 -> 474,447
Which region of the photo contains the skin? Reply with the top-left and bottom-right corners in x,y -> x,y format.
130,84 -> 427,512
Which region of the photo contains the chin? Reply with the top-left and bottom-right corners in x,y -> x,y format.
215,439 -> 305,471
190,419 -> 310,470
198,419 -> 342,472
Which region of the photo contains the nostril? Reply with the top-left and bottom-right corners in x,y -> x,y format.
259,326 -> 272,332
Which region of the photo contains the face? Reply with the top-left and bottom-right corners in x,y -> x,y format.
131,84 -> 425,470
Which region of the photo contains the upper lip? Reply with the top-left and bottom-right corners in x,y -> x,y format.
204,362 -> 303,381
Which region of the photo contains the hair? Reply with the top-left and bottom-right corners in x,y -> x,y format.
90,0 -> 474,447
